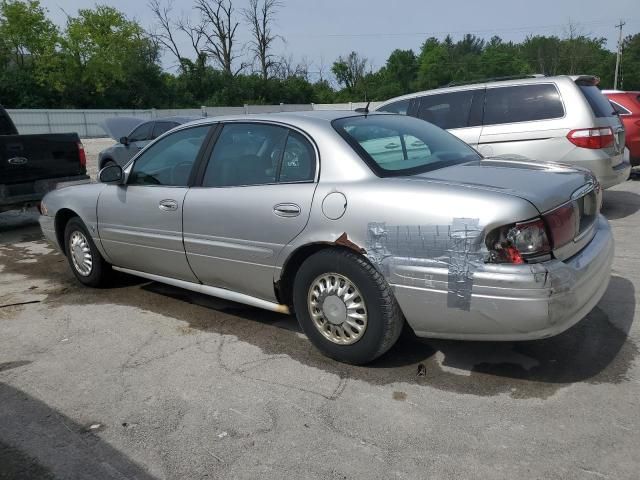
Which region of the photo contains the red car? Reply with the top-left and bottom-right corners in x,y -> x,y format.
603,90 -> 640,166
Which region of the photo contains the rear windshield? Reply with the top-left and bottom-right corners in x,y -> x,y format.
579,85 -> 616,117
332,114 -> 481,177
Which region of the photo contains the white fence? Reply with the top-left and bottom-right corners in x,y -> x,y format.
7,102 -> 383,138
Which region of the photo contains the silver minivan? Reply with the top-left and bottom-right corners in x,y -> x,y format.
376,75 -> 630,188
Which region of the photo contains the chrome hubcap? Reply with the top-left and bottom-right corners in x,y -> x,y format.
69,230 -> 93,276
307,273 -> 368,345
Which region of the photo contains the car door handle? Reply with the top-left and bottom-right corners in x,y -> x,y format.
158,199 -> 178,211
273,203 -> 301,217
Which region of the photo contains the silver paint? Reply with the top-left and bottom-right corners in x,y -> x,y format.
39,111 -> 615,342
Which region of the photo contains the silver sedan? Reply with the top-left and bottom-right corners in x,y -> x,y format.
39,111 -> 614,364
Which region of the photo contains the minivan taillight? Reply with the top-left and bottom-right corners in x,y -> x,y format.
486,218 -> 551,264
77,142 -> 87,168
567,127 -> 614,149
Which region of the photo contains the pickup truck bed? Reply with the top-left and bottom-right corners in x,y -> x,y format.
1,107 -> 90,213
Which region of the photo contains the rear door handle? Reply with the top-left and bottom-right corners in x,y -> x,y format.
159,199 -> 178,211
273,203 -> 301,217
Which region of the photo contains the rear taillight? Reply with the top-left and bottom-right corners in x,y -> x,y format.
543,203 -> 577,248
77,142 -> 87,168
486,218 -> 551,264
635,120 -> 640,128
567,127 -> 614,149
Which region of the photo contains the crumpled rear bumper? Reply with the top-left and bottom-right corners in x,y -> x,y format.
392,215 -> 614,340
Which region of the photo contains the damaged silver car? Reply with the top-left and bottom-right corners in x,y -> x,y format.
39,111 -> 614,364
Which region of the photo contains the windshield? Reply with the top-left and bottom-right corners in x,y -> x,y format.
332,114 -> 481,177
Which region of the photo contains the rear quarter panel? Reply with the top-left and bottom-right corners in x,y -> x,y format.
276,177 -> 540,280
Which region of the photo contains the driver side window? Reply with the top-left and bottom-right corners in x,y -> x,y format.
128,126 -> 210,187
128,122 -> 154,142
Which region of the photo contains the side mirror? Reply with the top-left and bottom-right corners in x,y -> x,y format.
119,136 -> 129,146
98,164 -> 124,184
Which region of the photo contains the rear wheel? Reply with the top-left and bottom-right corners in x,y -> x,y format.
293,249 -> 404,364
64,217 -> 111,287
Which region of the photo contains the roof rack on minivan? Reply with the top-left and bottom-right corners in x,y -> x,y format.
445,74 -> 546,88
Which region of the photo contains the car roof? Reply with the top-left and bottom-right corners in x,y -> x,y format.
375,74 -> 596,108
181,110 -> 372,129
147,116 -> 200,124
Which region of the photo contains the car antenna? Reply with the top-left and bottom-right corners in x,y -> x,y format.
354,101 -> 371,114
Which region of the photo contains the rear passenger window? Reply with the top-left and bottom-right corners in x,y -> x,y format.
378,99 -> 410,115
279,132 -> 316,182
484,84 -> 564,125
417,90 -> 476,129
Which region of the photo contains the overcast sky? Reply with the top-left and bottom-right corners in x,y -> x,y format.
40,0 -> 640,79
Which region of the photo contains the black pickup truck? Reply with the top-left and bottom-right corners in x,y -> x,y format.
0,105 -> 89,213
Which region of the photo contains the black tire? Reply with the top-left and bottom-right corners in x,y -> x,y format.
293,249 -> 404,365
63,217 -> 112,287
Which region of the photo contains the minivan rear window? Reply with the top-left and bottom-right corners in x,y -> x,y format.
579,85 -> 616,118
483,84 -> 564,125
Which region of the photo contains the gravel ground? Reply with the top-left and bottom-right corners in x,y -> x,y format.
81,137 -> 114,179
0,177 -> 639,479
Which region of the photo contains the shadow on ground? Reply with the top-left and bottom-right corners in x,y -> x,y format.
2,213 -> 637,400
0,380 -> 156,480
602,189 -> 640,220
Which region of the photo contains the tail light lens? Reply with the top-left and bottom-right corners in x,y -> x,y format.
486,218 -> 551,264
567,127 -> 614,149
635,120 -> 640,128
543,203 -> 577,248
77,142 -> 87,168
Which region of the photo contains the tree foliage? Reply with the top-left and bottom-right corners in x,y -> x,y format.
0,0 -> 637,109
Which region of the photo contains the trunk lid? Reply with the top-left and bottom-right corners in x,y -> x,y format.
410,157 -> 595,213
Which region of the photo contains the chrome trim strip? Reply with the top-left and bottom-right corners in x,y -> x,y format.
112,266 -> 290,314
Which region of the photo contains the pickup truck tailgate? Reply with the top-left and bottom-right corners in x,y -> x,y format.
0,133 -> 85,184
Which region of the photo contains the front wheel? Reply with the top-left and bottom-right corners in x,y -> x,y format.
64,217 -> 112,287
293,249 -> 404,364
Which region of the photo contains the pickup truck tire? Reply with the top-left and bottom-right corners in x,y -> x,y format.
64,217 -> 111,287
293,249 -> 404,365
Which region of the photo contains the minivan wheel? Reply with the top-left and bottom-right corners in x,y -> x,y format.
293,249 -> 404,364
64,217 -> 111,287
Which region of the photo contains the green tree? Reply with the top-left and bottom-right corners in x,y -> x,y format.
60,5 -> 164,107
332,51 -> 367,91
0,0 -> 60,107
383,49 -> 417,93
620,33 -> 640,90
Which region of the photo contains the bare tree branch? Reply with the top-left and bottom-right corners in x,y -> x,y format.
148,0 -> 186,72
243,0 -> 281,80
176,15 -> 207,69
195,0 -> 245,75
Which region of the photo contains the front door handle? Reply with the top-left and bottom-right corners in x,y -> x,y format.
159,199 -> 178,211
273,203 -> 301,217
